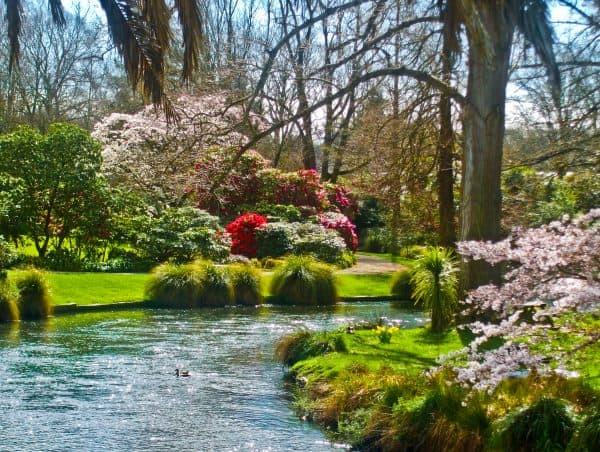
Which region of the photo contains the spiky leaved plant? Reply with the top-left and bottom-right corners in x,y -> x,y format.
411,247 -> 458,333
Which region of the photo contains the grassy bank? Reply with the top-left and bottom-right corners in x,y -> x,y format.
8,270 -> 395,306
277,319 -> 600,450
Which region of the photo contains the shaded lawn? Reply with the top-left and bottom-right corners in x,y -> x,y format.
292,328 -> 463,380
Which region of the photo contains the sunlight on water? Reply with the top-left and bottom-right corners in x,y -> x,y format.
0,303 -> 421,450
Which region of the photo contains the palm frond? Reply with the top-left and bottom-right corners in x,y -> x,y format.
48,0 -> 65,26
173,0 -> 203,80
6,0 -> 23,72
141,0 -> 172,51
510,0 -> 560,99
99,0 -> 176,121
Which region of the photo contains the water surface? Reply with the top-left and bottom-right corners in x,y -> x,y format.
0,304 -> 423,451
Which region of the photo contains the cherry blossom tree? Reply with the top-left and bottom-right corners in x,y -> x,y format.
438,209 -> 600,392
93,92 -> 260,208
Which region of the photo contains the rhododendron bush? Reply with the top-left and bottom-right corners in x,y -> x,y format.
93,92 -> 256,207
317,212 -> 359,251
438,210 -> 600,392
225,213 -> 267,258
192,152 -> 357,219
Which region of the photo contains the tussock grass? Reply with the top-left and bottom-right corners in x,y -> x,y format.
0,280 -> 19,322
145,262 -> 205,308
198,262 -> 233,307
16,268 -> 52,319
271,256 -> 338,305
229,264 -> 262,306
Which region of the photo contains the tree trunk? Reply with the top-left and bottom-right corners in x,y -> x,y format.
460,3 -> 515,289
437,26 -> 456,248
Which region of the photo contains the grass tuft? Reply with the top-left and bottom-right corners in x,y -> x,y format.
271,256 -> 338,305
145,262 -> 205,308
228,264 -> 263,306
0,279 -> 19,322
16,268 -> 52,319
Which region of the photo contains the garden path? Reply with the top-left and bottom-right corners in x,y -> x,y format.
338,254 -> 406,274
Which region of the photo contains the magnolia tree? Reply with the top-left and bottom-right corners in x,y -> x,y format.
93,92 -> 260,208
438,209 -> 600,392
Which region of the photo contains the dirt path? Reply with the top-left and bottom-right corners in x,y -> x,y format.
338,254 -> 406,274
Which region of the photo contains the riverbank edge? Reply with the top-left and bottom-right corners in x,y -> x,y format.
52,296 -> 414,315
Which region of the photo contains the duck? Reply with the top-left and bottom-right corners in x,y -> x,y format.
175,368 -> 190,377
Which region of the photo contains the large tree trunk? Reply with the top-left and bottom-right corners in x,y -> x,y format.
437,22 -> 456,248
460,3 -> 515,289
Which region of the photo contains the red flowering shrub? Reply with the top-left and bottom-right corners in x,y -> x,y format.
317,212 -> 359,251
325,183 -> 358,216
225,213 -> 268,257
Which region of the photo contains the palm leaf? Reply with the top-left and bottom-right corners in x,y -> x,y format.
510,0 -> 560,98
173,0 -> 203,80
48,0 -> 65,26
5,0 -> 23,72
99,0 -> 176,120
141,0 -> 172,51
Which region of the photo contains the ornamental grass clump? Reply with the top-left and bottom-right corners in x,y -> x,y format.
198,262 -> 234,307
497,397 -> 575,452
228,264 -> 262,306
411,247 -> 458,333
16,268 -> 52,319
145,262 -> 204,308
0,280 -> 19,322
568,408 -> 600,451
271,256 -> 338,306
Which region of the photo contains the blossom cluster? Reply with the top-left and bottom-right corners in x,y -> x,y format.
317,212 -> 359,251
440,209 -> 600,392
225,213 -> 267,257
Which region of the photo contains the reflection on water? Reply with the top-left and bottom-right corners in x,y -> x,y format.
0,303 -> 423,450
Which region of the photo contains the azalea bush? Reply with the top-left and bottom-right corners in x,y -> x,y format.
225,213 -> 267,258
317,212 -> 359,251
439,209 -> 600,392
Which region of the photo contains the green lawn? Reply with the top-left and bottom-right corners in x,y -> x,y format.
7,271 -> 151,306
356,251 -> 415,267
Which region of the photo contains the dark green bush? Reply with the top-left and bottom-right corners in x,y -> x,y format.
254,203 -> 303,222
198,262 -> 234,307
270,256 -> 338,305
390,269 -> 415,301
362,228 -> 390,253
43,249 -> 83,271
498,398 -> 575,452
145,262 -> 204,308
135,207 -> 231,264
0,236 -> 17,270
256,222 -> 297,258
0,280 -> 19,322
568,409 -> 600,452
16,268 -> 52,319
229,264 -> 262,306
82,251 -> 154,273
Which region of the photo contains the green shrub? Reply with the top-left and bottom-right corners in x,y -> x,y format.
43,249 -> 83,271
145,262 -> 204,308
16,268 -> 52,319
270,256 -> 338,305
275,330 -> 347,366
228,264 -> 262,306
411,247 -> 458,333
254,203 -> 303,222
362,228 -> 390,253
399,244 -> 427,259
293,223 -> 347,265
260,257 -> 286,269
0,280 -> 19,322
498,398 -> 575,452
256,222 -> 298,258
390,269 -> 415,301
336,251 -> 356,269
567,409 -> 600,452
198,262 -> 234,307
135,207 -> 231,264
0,236 -> 17,270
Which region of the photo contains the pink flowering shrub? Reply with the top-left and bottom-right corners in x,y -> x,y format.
438,209 -> 600,392
317,212 -> 359,251
225,213 -> 268,258
324,183 -> 358,216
